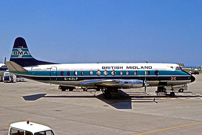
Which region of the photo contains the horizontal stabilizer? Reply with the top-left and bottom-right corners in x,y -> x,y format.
6,61 -> 27,72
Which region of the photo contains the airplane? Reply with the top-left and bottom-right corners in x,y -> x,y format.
6,37 -> 195,98
0,63 -> 8,77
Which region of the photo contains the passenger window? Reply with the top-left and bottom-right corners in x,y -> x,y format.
60,71 -> 64,76
81,71 -> 84,76
89,71 -> 93,76
134,71 -> 138,75
97,70 -> 101,76
126,71 -> 130,75
67,71 -> 71,76
104,70 -> 108,76
155,70 -> 159,76
120,71 -> 123,76
74,71 -> 77,76
111,70 -> 115,76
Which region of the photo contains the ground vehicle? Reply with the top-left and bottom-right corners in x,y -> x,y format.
8,121 -> 55,135
3,72 -> 13,83
189,69 -> 199,75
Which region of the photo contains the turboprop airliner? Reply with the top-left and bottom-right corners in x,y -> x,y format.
0,63 -> 7,77
6,37 -> 195,98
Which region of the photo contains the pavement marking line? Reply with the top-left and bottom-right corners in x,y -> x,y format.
51,86 -> 58,89
134,121 -> 202,135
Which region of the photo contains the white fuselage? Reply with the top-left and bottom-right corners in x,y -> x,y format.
11,63 -> 192,88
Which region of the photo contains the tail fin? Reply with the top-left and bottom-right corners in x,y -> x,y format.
10,37 -> 57,67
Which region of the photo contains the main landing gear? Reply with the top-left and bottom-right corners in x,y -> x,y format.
103,88 -> 118,99
58,85 -> 74,91
156,87 -> 176,97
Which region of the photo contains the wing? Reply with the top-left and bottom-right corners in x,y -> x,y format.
80,79 -> 147,88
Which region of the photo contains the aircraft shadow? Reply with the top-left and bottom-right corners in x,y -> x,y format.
22,91 -> 202,109
97,94 -> 132,109
23,93 -> 47,101
22,91 -> 133,109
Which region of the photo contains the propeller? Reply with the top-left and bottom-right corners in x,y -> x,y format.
144,71 -> 147,93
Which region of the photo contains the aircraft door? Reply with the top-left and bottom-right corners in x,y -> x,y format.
50,66 -> 57,81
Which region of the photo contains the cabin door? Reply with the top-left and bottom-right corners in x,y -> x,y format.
50,66 -> 57,81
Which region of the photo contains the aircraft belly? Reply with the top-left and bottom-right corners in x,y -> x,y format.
147,79 -> 191,86
165,80 -> 191,85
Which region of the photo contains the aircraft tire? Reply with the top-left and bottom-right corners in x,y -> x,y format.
104,91 -> 111,99
61,88 -> 66,91
69,88 -> 73,91
178,88 -> 184,92
170,92 -> 175,97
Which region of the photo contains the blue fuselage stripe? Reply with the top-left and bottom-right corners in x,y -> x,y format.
12,70 -> 190,77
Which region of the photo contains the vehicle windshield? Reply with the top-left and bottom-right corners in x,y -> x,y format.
34,130 -> 54,135
10,128 -> 24,135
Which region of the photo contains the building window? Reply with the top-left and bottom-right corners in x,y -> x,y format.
126,71 -> 130,75
147,71 -> 150,75
134,71 -> 138,75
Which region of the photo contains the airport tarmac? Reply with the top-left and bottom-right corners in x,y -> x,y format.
0,75 -> 202,135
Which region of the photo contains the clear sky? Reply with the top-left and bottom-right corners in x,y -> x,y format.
0,0 -> 202,66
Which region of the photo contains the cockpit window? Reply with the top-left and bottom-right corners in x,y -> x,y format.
176,67 -> 182,70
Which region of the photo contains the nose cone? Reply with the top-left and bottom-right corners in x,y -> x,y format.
191,75 -> 195,82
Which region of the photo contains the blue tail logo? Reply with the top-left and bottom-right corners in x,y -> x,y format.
11,48 -> 32,58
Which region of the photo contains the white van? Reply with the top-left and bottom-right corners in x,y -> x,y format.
8,121 -> 55,135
